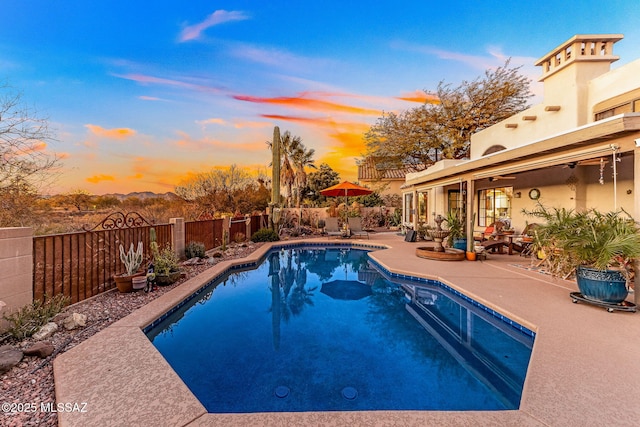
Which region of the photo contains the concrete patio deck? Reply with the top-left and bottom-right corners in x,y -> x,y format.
54,232 -> 640,426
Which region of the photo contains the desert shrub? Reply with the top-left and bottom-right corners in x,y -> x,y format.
233,232 -> 246,243
251,228 -> 280,242
154,245 -> 180,276
3,294 -> 70,340
362,211 -> 385,228
185,241 -> 206,259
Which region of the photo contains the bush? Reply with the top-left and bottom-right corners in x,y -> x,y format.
185,241 -> 206,259
3,294 -> 70,340
154,245 -> 180,276
233,232 -> 246,243
251,228 -> 280,242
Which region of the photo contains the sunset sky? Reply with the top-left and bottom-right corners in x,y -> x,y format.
3,1 -> 640,194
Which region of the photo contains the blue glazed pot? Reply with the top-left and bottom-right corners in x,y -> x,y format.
453,238 -> 467,251
575,266 -> 628,304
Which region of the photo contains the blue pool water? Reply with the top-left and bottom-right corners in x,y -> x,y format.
146,246 -> 534,413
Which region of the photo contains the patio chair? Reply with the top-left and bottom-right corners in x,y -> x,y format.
474,220 -> 507,242
348,217 -> 369,239
324,217 -> 344,238
476,221 -> 508,253
513,223 -> 539,256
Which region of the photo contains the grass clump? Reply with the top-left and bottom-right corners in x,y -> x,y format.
251,228 -> 280,242
3,294 -> 70,340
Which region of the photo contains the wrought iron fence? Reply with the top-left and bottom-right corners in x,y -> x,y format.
33,212 -> 171,303
32,213 -> 270,304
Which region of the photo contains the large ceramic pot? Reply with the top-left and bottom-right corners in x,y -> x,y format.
453,238 -> 467,251
575,266 -> 628,304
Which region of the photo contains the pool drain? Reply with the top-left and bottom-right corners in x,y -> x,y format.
341,386 -> 358,400
275,386 -> 290,398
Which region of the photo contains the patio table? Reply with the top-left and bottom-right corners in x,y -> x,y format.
506,234 -> 532,255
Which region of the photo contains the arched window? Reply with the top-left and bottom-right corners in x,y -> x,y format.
482,145 -> 507,156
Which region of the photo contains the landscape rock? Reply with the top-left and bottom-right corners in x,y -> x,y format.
63,313 -> 87,330
23,341 -> 55,358
32,322 -> 58,340
0,345 -> 23,374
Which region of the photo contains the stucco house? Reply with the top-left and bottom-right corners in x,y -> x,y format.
401,34 -> 640,244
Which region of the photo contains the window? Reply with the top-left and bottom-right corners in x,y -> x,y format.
403,193 -> 414,224
447,190 -> 465,219
417,191 -> 428,224
595,99 -> 638,121
477,187 -> 513,227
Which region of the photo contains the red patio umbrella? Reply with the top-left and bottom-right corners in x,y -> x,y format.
320,181 -> 372,205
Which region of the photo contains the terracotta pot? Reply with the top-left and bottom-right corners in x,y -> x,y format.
114,272 -> 145,293
466,251 -> 477,261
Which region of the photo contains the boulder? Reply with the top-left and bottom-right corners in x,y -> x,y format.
0,345 -> 23,374
23,341 -> 54,358
63,313 -> 87,330
33,322 -> 58,340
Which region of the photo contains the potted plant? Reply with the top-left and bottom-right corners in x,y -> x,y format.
153,246 -> 181,285
445,211 -> 466,250
525,205 -> 640,304
115,242 -> 144,293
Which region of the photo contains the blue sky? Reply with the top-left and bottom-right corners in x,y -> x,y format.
2,1 -> 640,194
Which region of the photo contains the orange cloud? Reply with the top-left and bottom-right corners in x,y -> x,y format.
397,90 -> 440,104
86,174 -> 116,184
85,124 -> 137,140
233,94 -> 380,115
196,118 -> 226,126
233,120 -> 272,129
170,131 -> 265,152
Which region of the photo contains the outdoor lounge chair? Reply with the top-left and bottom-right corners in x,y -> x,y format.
324,217 -> 344,238
479,237 -> 508,253
474,220 -> 507,242
347,217 -> 369,239
512,223 -> 539,256
475,221 -> 508,253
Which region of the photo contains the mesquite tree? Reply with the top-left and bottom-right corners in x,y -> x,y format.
364,60 -> 532,170
0,83 -> 59,226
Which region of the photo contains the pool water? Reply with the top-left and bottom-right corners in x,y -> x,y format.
146,247 -> 534,413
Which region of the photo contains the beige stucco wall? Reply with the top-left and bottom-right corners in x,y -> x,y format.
471,56 -> 626,160
588,58 -> 640,112
0,227 -> 33,330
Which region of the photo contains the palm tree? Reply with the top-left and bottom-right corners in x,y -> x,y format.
292,144 -> 316,208
267,130 -> 316,208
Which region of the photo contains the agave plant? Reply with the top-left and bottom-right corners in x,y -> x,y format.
524,205 -> 640,277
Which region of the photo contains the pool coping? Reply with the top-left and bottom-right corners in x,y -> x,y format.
54,235 -> 640,426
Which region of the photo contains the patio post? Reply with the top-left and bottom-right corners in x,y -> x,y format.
634,147 -> 640,305
465,178 -> 475,251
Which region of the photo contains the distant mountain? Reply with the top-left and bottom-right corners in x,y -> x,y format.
102,191 -> 180,201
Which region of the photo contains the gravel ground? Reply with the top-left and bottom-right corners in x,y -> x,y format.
1,241 -> 268,427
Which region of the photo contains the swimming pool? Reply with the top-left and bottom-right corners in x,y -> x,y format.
145,246 -> 534,413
